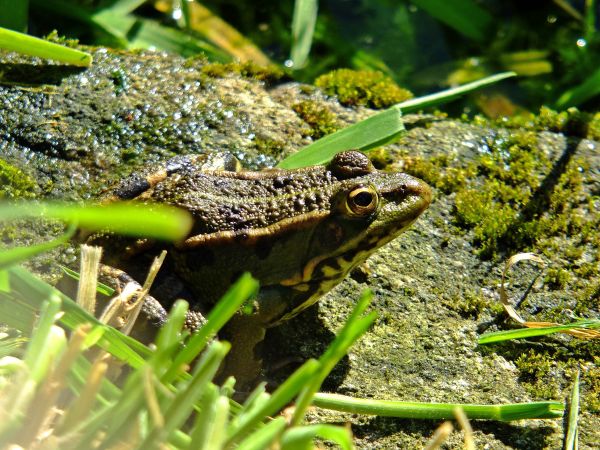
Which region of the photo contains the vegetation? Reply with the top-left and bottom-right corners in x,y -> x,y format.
0,1 -> 598,448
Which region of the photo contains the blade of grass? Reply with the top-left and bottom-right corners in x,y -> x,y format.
235,416 -> 287,450
277,105 -> 404,169
60,266 -> 115,296
7,266 -> 152,365
0,26 -> 92,66
281,424 -> 353,450
398,72 -> 517,113
291,290 -> 376,425
290,0 -> 318,69
411,0 -> 493,42
312,393 -> 564,421
188,383 -> 229,450
136,341 -> 230,449
555,65 -> 600,109
278,72 -> 514,169
0,202 -> 192,241
23,294 -> 64,383
478,319 -> 600,344
564,370 -> 580,450
160,273 -> 259,384
225,359 -> 320,446
0,223 -> 76,270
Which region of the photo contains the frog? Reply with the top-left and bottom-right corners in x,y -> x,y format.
89,150 -> 432,389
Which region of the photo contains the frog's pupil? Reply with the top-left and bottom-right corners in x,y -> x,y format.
354,191 -> 373,207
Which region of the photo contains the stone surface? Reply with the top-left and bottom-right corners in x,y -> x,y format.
1,46 -> 598,449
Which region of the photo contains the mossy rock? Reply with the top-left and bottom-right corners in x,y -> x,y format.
1,45 -> 598,449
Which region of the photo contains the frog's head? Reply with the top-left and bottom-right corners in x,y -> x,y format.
272,150 -> 431,324
303,150 -> 432,283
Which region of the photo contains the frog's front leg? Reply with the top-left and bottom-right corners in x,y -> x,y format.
219,285 -> 299,392
97,265 -> 207,342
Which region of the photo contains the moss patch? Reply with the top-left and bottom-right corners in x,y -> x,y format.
514,347 -> 599,412
315,69 -> 412,109
199,61 -> 285,84
474,105 -> 600,140
0,159 -> 37,199
291,100 -> 340,138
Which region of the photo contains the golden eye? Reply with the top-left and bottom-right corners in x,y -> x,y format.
346,185 -> 379,216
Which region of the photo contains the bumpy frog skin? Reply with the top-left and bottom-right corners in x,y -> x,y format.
91,150 -> 432,388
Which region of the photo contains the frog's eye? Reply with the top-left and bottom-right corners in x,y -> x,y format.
346,185 -> 379,216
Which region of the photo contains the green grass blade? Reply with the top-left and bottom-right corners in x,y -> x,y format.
235,416 -> 287,450
23,294 -> 64,383
281,424 -> 353,450
398,72 -> 517,113
0,270 -> 9,292
188,383 -> 229,450
225,359 -> 320,446
92,11 -> 229,60
411,0 -> 493,42
313,393 -> 564,421
0,202 -> 192,241
555,65 -> 600,109
60,266 -> 115,296
290,0 -> 318,69
160,273 -> 259,383
137,341 -> 230,449
0,26 -> 92,66
102,0 -> 147,15
564,371 -> 580,450
0,224 -> 76,270
7,266 -> 152,366
277,105 -> 404,169
0,0 -> 29,32
478,319 -> 600,344
291,290 -> 375,425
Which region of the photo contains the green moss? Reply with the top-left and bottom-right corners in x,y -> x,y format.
484,106 -> 600,139
291,100 -> 340,138
314,69 -> 412,109
515,350 -> 560,399
583,358 -> 600,412
544,268 -> 571,289
403,155 -> 476,194
514,347 -> 599,411
253,137 -> 286,158
0,159 -> 37,199
444,290 -> 503,318
200,61 -> 285,84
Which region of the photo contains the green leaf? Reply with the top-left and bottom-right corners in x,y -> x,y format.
290,0 -> 318,69
312,393 -> 564,421
555,65 -> 600,109
281,424 -> 353,450
7,266 -> 152,366
161,273 -> 259,383
60,266 -> 114,296
398,72 -> 517,113
0,202 -> 193,241
235,417 -> 287,450
564,371 -> 580,450
225,359 -> 320,446
478,319 -> 599,344
411,0 -> 493,42
0,26 -> 92,66
277,105 -> 404,169
292,290 -> 375,425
